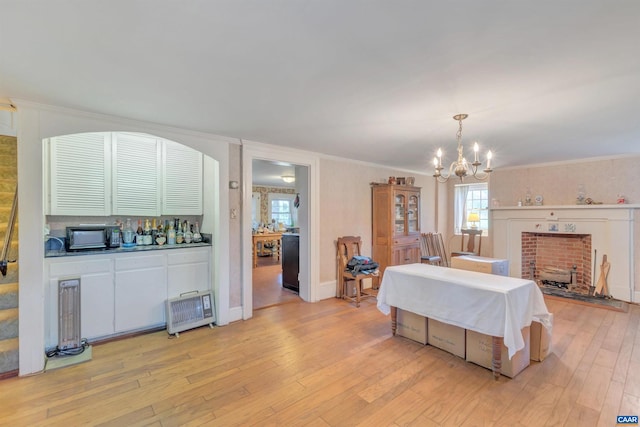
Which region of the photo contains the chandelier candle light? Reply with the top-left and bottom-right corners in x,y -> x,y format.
433,114 -> 493,182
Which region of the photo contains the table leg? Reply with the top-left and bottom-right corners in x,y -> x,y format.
253,241 -> 258,268
492,336 -> 503,380
391,306 -> 397,336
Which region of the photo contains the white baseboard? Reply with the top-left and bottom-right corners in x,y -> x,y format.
227,306 -> 244,323
319,280 -> 337,300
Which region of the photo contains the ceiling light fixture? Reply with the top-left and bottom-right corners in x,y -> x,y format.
281,175 -> 295,184
433,114 -> 493,183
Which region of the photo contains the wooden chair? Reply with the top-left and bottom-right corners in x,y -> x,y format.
336,236 -> 379,307
451,228 -> 482,258
420,232 -> 449,267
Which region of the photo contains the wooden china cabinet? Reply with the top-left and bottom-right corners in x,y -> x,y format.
371,183 -> 421,276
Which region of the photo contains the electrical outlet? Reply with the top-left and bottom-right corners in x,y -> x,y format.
230,208 -> 238,219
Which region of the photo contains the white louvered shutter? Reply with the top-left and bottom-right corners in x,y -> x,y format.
162,140 -> 203,215
50,133 -> 111,216
112,133 -> 161,216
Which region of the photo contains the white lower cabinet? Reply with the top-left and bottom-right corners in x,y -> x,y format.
46,257 -> 114,348
45,247 -> 212,347
167,247 -> 211,297
81,271 -> 116,340
115,254 -> 167,332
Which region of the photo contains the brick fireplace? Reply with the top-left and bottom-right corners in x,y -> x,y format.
521,232 -> 592,294
492,205 -> 638,303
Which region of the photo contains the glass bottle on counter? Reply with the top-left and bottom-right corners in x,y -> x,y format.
122,218 -> 136,247
136,219 -> 143,235
184,220 -> 193,244
143,219 -> 152,245
193,221 -> 202,243
175,222 -> 184,244
167,222 -> 176,245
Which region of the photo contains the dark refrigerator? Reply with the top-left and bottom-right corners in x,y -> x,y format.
282,233 -> 299,292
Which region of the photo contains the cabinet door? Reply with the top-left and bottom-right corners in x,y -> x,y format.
49,133 -> 111,215
45,257 -> 114,348
81,272 -> 115,340
112,133 -> 161,216
167,248 -> 211,297
394,193 -> 406,235
114,254 -> 167,332
162,140 -> 203,215
392,245 -> 421,265
407,194 -> 420,233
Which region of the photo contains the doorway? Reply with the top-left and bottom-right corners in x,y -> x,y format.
251,159 -> 301,309
241,142 -> 320,320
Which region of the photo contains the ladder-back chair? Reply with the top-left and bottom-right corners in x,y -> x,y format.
420,232 -> 449,267
336,236 -> 379,307
451,228 -> 482,258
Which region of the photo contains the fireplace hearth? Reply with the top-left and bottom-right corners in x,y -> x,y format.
522,232 -> 591,295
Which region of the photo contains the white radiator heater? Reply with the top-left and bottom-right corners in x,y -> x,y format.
166,291 -> 215,337
58,278 -> 81,350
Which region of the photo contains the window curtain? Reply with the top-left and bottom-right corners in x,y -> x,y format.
454,185 -> 469,234
251,192 -> 261,227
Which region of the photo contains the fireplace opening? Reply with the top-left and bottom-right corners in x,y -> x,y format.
521,232 -> 592,295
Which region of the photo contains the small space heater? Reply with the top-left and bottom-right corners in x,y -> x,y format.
166,291 -> 215,337
58,278 -> 81,350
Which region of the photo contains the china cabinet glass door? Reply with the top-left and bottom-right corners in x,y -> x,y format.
408,194 -> 419,233
394,194 -> 405,234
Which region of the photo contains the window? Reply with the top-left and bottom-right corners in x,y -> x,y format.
270,198 -> 292,227
454,183 -> 489,235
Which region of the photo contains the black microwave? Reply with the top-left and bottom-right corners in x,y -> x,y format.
66,226 -> 119,251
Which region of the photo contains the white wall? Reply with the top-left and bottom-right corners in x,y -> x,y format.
16,100 -> 233,375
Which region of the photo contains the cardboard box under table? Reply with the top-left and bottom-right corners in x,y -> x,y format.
396,309 -> 428,344
530,314 -> 553,362
466,327 -> 530,378
376,263 -> 552,379
451,255 -> 509,276
428,318 -> 466,358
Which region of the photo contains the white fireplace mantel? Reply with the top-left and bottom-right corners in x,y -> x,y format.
492,205 -> 639,303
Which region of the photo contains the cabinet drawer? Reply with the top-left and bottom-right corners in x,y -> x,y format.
168,248 -> 210,265
393,236 -> 420,246
48,258 -> 112,276
115,254 -> 165,271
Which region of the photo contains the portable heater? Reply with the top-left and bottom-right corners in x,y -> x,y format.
58,277 -> 81,350
166,291 -> 215,337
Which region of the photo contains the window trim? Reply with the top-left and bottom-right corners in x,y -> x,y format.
454,182 -> 489,236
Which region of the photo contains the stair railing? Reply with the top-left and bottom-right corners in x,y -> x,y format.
1,185 -> 18,276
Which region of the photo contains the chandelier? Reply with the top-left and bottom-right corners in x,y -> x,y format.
433,114 -> 493,183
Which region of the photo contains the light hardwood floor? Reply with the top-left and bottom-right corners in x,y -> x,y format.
0,296 -> 638,426
253,256 -> 300,310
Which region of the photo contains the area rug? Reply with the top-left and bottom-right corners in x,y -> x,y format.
45,346 -> 92,371
540,286 -> 628,312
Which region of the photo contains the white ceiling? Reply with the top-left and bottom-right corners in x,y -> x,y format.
252,159 -> 297,188
2,1 -> 640,174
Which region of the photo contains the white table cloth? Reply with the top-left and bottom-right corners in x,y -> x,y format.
377,263 -> 552,359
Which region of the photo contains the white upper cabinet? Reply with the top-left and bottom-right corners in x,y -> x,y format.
49,132 -> 112,216
162,140 -> 203,215
46,132 -> 203,217
112,133 -> 161,216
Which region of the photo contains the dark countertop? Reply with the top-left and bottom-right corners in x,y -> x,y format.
45,241 -> 212,258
